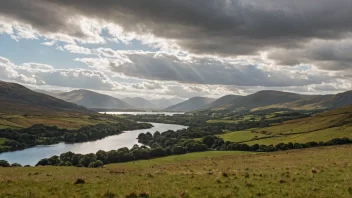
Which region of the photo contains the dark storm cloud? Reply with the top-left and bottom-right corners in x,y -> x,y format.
1,0 -> 352,70
268,39 -> 352,70
0,0 -> 86,37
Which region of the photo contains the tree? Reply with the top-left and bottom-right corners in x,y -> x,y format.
71,154 -> 83,166
79,153 -> 97,167
150,147 -> 166,157
132,148 -> 150,160
60,151 -> 75,162
36,158 -> 49,166
48,155 -> 61,166
202,136 -> 215,148
0,160 -> 10,167
172,146 -> 185,155
96,150 -> 107,163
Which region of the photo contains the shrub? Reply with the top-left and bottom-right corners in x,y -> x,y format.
88,160 -> 104,168
11,163 -> 22,167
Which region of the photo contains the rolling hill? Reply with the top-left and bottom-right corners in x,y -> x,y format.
205,94 -> 242,109
253,90 -> 352,111
165,97 -> 215,112
54,90 -> 135,110
0,81 -> 89,115
220,90 -> 314,111
122,97 -> 158,109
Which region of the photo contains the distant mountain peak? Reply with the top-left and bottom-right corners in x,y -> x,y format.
165,96 -> 215,112
53,89 -> 135,110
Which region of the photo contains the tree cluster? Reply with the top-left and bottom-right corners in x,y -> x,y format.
0,122 -> 152,153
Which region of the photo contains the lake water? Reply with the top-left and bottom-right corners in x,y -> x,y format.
102,111 -> 184,116
0,123 -> 187,166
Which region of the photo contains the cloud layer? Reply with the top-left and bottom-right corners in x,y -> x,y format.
0,0 -> 351,99
1,0 -> 352,70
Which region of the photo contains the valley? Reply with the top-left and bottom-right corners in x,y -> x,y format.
0,80 -> 352,198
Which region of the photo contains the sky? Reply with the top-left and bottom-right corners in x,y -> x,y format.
0,0 -> 352,99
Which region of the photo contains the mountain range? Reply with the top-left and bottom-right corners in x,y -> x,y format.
37,89 -> 184,110
52,90 -> 135,110
30,85 -> 352,113
165,97 -> 216,112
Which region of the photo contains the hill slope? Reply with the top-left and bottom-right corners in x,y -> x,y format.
224,104 -> 352,146
55,90 -> 135,110
165,97 -> 215,112
0,81 -> 89,115
253,90 -> 352,111
223,90 -> 313,111
122,97 -> 158,109
205,95 -> 242,109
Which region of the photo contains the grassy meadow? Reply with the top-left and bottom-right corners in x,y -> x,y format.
0,114 -> 125,130
0,145 -> 351,197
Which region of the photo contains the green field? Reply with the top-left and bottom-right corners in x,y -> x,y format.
0,145 -> 351,197
218,130 -> 267,142
0,114 -> 123,130
220,125 -> 352,146
246,126 -> 352,145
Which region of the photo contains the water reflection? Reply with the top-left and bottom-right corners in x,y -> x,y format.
0,123 -> 187,166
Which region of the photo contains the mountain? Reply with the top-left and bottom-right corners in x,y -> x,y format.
253,90 -> 352,111
165,97 -> 215,112
122,97 -> 158,109
35,89 -> 65,96
221,90 -> 314,111
149,98 -> 186,109
0,81 -> 89,115
54,90 -> 135,110
205,95 -> 242,109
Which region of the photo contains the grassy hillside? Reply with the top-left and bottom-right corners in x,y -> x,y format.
253,90 -> 352,111
55,90 -> 135,110
0,81 -> 142,129
0,145 -> 351,197
205,94 -> 242,109
165,97 -> 215,112
219,104 -> 352,146
0,81 -> 90,115
221,90 -> 313,111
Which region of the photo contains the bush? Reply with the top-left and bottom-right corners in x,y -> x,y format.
88,160 -> 104,168
11,163 -> 22,167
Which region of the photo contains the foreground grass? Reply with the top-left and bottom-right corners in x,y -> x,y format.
1,145 -> 351,197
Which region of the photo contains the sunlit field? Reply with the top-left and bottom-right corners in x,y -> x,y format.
1,145 -> 351,198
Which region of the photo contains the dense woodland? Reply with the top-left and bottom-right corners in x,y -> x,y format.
31,134 -> 351,168
0,122 -> 152,153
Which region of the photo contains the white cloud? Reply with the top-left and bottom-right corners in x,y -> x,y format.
63,44 -> 92,55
